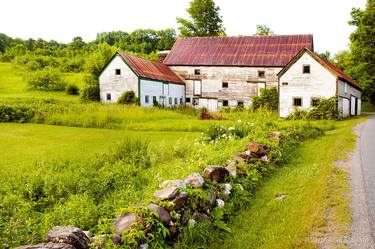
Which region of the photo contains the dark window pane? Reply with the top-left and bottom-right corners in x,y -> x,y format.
115,69 -> 121,75
145,95 -> 149,103
106,93 -> 111,100
258,71 -> 265,78
293,98 -> 302,107
303,65 -> 310,74
186,97 -> 191,103
194,69 -> 201,75
223,100 -> 229,106
222,82 -> 228,88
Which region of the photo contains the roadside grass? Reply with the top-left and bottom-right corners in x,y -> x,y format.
0,62 -> 84,102
208,116 -> 367,249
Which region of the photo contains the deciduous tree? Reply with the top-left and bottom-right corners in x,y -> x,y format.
254,24 -> 275,36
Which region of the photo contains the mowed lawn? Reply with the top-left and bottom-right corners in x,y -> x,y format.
0,62 -> 85,101
208,117 -> 366,249
0,123 -> 199,175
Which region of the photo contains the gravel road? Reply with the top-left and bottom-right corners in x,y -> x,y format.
349,114 -> 375,248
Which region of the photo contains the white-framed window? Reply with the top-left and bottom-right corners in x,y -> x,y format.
174,98 -> 178,105
223,100 -> 229,107
194,69 -> 201,75
258,70 -> 265,78
186,97 -> 191,103
282,82 -> 288,86
222,82 -> 229,88
344,82 -> 348,93
169,97 -> 172,105
311,97 -> 320,107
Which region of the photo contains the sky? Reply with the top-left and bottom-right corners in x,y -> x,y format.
0,0 -> 367,54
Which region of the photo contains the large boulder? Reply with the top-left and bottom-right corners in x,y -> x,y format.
114,213 -> 139,236
246,142 -> 267,157
203,165 -> 229,183
16,243 -> 76,249
44,226 -> 90,249
147,204 -> 171,226
172,191 -> 188,210
152,187 -> 180,200
184,173 -> 204,188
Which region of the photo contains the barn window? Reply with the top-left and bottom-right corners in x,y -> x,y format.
169,97 -> 172,105
311,97 -> 320,107
153,96 -> 157,104
222,82 -> 229,88
223,100 -> 229,107
237,101 -> 244,107
186,97 -> 191,103
115,69 -> 121,75
145,95 -> 149,104
293,97 -> 302,107
258,71 -> 265,78
303,65 -> 310,74
106,93 -> 111,101
194,69 -> 201,75
174,98 -> 178,105
344,83 -> 348,93
282,82 -> 288,86
180,98 -> 183,105
193,98 -> 199,105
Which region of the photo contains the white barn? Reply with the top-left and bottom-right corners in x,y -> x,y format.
99,52 -> 185,107
278,48 -> 362,118
163,35 -> 314,112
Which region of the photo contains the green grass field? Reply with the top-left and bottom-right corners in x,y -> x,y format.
0,62 -> 85,101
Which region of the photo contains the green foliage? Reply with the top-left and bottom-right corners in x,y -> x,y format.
80,84 -> 100,102
254,24 -> 275,36
117,91 -> 138,105
25,67 -> 66,91
252,87 -> 278,111
85,43 -> 116,78
347,0 -> 375,104
177,0 -> 226,37
65,84 -> 79,95
287,97 -> 339,120
0,105 -> 34,122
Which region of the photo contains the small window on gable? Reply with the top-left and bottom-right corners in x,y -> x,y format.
115,69 -> 121,75
145,95 -> 149,104
223,100 -> 229,107
293,97 -> 302,107
106,93 -> 111,101
311,97 -> 320,107
258,70 -> 265,78
282,82 -> 288,86
303,65 -> 310,74
186,97 -> 191,103
194,69 -> 201,75
222,82 -> 229,88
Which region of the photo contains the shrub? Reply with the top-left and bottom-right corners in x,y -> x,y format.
65,84 -> 80,95
287,97 -> 339,120
117,90 -> 138,105
80,85 -> 100,102
252,87 -> 278,111
0,105 -> 34,123
25,67 -> 66,91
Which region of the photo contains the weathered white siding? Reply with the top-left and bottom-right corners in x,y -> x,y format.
279,53 -> 337,117
337,80 -> 361,116
99,55 -> 138,103
139,79 -> 185,107
170,66 -> 281,109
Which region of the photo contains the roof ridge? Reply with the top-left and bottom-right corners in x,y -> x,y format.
176,34 -> 313,40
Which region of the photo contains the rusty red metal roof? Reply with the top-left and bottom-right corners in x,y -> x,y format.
118,52 -> 184,85
164,34 -> 314,67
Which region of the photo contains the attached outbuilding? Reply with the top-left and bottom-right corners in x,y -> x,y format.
99,52 -> 185,107
278,48 -> 362,118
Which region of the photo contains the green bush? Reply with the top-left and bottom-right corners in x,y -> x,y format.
80,85 -> 100,102
0,105 -> 34,123
25,67 -> 66,91
252,87 -> 278,111
65,84 -> 80,95
117,90 -> 138,105
287,97 -> 339,120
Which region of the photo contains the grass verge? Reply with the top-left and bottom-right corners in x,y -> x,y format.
208,116 -> 367,249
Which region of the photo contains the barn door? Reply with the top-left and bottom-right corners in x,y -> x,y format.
350,96 -> 357,116
194,80 -> 202,95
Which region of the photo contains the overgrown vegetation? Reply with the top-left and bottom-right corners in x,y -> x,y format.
25,67 -> 66,91
252,87 -> 279,111
287,97 -> 340,120
118,91 -> 138,105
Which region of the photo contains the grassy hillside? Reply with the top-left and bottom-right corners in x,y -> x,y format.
0,62 -> 86,101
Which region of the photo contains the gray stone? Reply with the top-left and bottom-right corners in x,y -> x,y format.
184,173 -> 204,188
147,203 -> 172,226
225,160 -> 237,177
203,165 -> 229,183
152,187 -> 180,200
44,226 -> 90,249
260,155 -> 269,162
172,191 -> 188,210
205,190 -> 216,209
111,235 -> 122,245
160,180 -> 186,190
16,243 -> 76,249
139,243 -> 149,249
216,199 -> 225,207
223,183 -> 232,196
114,213 -> 138,236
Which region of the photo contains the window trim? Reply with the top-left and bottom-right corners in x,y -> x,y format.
174,97 -> 178,105
193,80 -> 202,96
169,97 -> 172,105
292,97 -> 303,107
303,65 -> 311,74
